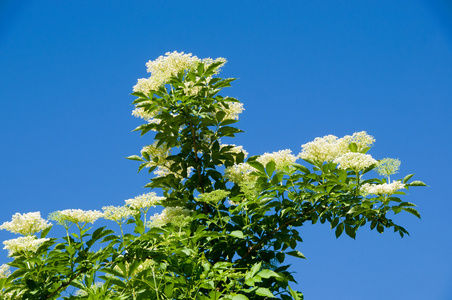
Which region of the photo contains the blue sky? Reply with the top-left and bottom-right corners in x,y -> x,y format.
0,0 -> 451,299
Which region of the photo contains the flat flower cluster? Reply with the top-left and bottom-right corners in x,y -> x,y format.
0,264 -> 10,278
0,212 -> 51,236
3,236 -> 50,257
125,192 -> 164,210
148,206 -> 192,228
299,131 -> 375,164
49,209 -> 103,227
334,153 -> 377,172
257,149 -> 298,171
360,181 -> 406,195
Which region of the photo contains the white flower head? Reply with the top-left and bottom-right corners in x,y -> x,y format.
148,206 -> 192,228
125,192 -> 165,210
220,144 -> 249,159
3,236 -> 50,257
299,135 -> 345,163
224,163 -> 257,184
257,149 -> 298,171
342,131 -> 375,151
0,212 -> 52,236
334,153 -> 377,172
375,158 -> 401,177
196,190 -> 230,205
102,206 -> 134,223
0,264 -> 10,278
360,181 -> 406,195
299,131 -> 375,164
49,209 -> 103,227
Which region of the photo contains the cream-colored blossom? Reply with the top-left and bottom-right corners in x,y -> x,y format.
222,101 -> 244,120
102,206 -> 134,222
141,143 -> 171,167
133,51 -> 226,95
49,209 -> 103,226
131,106 -> 162,126
0,264 -> 10,278
257,149 -> 298,171
125,192 -> 165,210
3,236 -> 50,257
342,131 -> 375,151
113,259 -> 156,277
0,212 -> 51,236
148,206 -> 192,228
375,158 -> 401,177
299,135 -> 345,163
221,144 -> 249,159
334,153 -> 377,172
360,181 -> 406,195
196,190 -> 230,205
224,163 -> 257,184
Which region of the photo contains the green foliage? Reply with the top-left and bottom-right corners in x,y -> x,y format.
0,53 -> 424,299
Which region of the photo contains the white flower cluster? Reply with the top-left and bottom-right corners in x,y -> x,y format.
375,158 -> 401,177
360,181 -> 406,195
342,131 -> 375,151
257,149 -> 298,171
74,282 -> 105,297
221,101 -> 244,120
221,144 -> 249,159
3,236 -> 50,257
102,206 -> 134,222
0,212 -> 51,236
0,264 -> 10,278
299,131 -> 375,164
131,107 -> 162,124
125,192 -> 165,210
133,51 -> 226,96
224,163 -> 257,184
196,190 -> 230,205
334,153 -> 377,172
148,206 -> 191,228
49,209 -> 103,226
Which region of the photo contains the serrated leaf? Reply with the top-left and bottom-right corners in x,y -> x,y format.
349,142 -> 358,152
402,207 -> 421,219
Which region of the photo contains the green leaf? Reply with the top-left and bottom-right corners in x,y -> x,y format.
40,225 -> 52,238
402,207 -> 421,219
286,250 -> 306,259
408,181 -> 427,187
266,161 -> 276,177
247,161 -> 265,175
255,287 -> 274,297
345,225 -> 356,239
229,230 -> 245,239
335,223 -> 344,238
258,269 -> 282,279
349,142 -> 358,152
402,174 -> 414,184
231,295 -> 249,300
288,286 -> 303,300
126,155 -> 145,162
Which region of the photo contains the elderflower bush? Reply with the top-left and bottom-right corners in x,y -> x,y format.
0,52 -> 426,300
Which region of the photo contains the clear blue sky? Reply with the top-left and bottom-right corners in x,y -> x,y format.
1,1 -> 451,299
